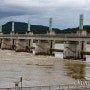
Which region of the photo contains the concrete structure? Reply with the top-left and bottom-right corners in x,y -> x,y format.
1,22 -> 12,49
1,22 -> 16,50
0,15 -> 89,60
0,25 -> 2,48
35,18 -> 55,55
15,20 -> 33,52
63,14 -> 86,60
26,20 -> 33,52
10,22 -> 16,50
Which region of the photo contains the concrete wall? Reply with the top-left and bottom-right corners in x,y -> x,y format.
1,39 -> 12,49
35,40 -> 55,55
35,40 -> 50,55
35,30 -> 55,55
63,40 -> 86,60
15,39 -> 27,52
15,31 -> 33,52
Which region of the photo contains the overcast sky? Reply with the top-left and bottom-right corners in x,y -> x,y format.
0,0 -> 90,29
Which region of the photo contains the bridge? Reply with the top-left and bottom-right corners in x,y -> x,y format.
0,34 -> 90,41
0,14 -> 89,60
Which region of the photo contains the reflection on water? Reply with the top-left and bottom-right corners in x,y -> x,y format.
63,61 -> 86,80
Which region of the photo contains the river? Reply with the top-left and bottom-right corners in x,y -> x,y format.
0,44 -> 90,88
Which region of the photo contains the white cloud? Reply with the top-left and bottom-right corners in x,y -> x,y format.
3,0 -> 89,8
0,0 -> 90,29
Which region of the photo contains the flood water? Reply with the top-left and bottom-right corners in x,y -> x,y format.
0,44 -> 90,88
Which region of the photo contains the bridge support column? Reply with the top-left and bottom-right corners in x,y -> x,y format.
15,39 -> 27,52
35,17 -> 56,55
15,32 -> 33,52
63,41 -> 86,60
35,40 -> 49,55
0,33 -> 2,48
1,38 -> 12,49
63,14 -> 87,60
26,32 -> 33,52
10,32 -> 16,50
35,40 -> 55,55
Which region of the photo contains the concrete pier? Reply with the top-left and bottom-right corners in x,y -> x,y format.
63,41 -> 86,60
63,14 -> 87,60
35,18 -> 55,55
35,40 -> 50,55
15,39 -> 27,52
1,22 -> 15,50
26,32 -> 33,52
0,25 -> 2,48
15,20 -> 33,52
1,39 -> 12,49
10,22 -> 16,50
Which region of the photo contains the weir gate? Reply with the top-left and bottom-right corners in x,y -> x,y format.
0,14 -> 90,60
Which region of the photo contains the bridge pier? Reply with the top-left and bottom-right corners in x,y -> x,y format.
35,40 -> 50,55
1,38 -> 12,50
63,41 -> 86,60
35,18 -> 55,55
35,40 -> 55,55
10,31 -> 16,50
63,14 -> 87,60
63,15 -> 87,60
26,31 -> 33,52
15,39 -> 27,52
15,20 -> 33,52
0,25 -> 3,48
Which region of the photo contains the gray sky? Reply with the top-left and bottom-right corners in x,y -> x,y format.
0,0 -> 90,29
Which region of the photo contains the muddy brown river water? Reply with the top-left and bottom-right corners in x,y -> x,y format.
0,44 -> 90,88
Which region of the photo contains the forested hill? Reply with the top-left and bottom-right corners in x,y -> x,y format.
2,21 -> 90,34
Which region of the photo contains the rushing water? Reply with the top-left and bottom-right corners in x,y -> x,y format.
0,44 -> 90,88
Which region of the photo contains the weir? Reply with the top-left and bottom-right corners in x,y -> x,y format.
0,15 -> 89,60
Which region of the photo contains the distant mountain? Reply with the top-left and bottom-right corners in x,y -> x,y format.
2,21 -> 90,34
2,21 -> 61,34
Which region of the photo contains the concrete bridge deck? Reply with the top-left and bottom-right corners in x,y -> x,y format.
0,34 -> 90,41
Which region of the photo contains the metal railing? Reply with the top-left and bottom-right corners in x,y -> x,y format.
0,82 -> 90,90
